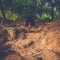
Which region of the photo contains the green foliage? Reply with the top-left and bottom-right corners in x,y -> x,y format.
5,10 -> 20,21
0,10 -> 3,17
0,0 -> 60,22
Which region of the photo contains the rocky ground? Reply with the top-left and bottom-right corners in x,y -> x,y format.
0,20 -> 60,60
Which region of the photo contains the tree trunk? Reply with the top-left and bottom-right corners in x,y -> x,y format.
0,0 -> 6,19
51,9 -> 54,21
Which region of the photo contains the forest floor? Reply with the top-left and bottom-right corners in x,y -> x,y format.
0,20 -> 60,60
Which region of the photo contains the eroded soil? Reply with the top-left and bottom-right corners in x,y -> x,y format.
0,20 -> 60,60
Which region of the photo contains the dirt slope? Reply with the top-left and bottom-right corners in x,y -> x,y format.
0,20 -> 60,60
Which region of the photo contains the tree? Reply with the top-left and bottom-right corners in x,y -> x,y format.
0,0 -> 6,19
